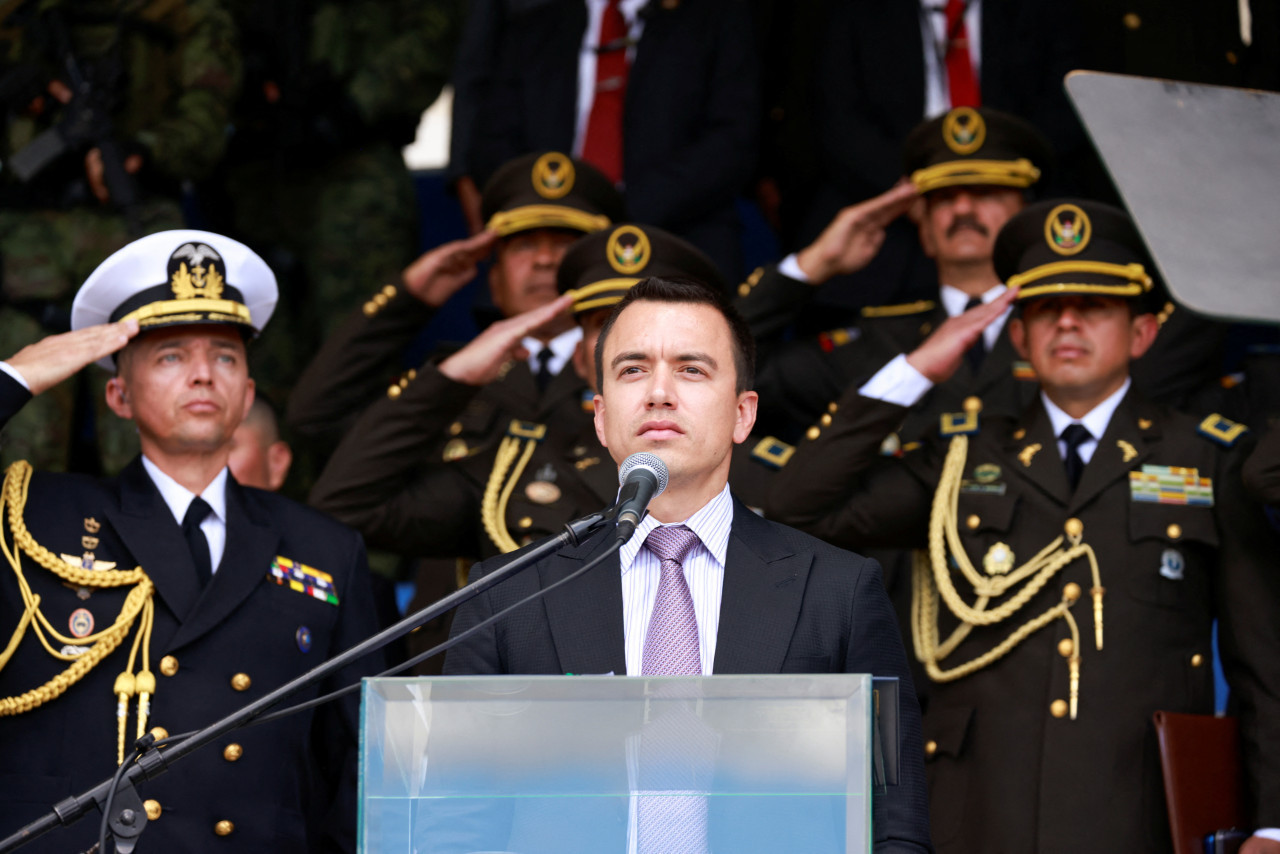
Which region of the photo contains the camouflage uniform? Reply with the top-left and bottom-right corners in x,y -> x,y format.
204,0 -> 460,445
0,0 -> 240,473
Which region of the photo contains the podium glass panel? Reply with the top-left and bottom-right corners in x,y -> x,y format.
360,674 -> 872,853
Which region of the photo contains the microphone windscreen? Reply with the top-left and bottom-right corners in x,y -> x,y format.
617,452 -> 669,495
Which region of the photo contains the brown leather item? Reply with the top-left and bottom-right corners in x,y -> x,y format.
1153,710 -> 1248,854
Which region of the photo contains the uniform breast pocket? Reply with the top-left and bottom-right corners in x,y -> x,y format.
1124,504 -> 1217,610
956,493 -> 1020,566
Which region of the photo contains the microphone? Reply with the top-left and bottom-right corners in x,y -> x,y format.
613,452 -> 668,544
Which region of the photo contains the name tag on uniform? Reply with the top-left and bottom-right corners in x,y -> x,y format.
1129,465 -> 1213,507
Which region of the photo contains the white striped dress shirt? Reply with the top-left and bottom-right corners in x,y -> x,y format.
619,483 -> 733,676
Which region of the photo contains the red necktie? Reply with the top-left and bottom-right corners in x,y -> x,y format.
944,0 -> 980,107
581,0 -> 628,184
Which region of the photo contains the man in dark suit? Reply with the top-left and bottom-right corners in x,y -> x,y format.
447,0 -> 759,280
445,277 -> 933,852
767,201 -> 1280,853
0,231 -> 382,853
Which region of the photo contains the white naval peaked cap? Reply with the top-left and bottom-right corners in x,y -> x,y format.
71,230 -> 278,369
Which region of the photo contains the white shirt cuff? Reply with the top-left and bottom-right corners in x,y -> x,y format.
858,353 -> 934,407
777,253 -> 811,284
1254,828 -> 1280,842
0,361 -> 31,391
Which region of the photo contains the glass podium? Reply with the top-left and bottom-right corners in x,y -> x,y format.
360,674 -> 875,853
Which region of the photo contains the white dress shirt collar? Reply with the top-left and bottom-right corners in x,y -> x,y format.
140,456 -> 229,573
522,325 -> 583,379
619,482 -> 733,573
1041,377 -> 1132,465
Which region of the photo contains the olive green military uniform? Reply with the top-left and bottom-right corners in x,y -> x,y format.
769,384 -> 1279,853
0,0 -> 240,474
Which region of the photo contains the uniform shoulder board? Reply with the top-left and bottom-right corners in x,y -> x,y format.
861,300 -> 937,319
940,410 -> 980,436
751,436 -> 795,469
1197,413 -> 1248,447
507,420 -> 547,441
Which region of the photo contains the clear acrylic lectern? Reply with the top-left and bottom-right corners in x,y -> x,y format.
360,674 -> 874,853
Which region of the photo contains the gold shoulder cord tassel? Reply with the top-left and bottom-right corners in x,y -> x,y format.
0,462 -> 156,764
912,436 -> 1105,719
480,435 -> 538,554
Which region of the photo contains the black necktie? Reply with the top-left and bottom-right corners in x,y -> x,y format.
1060,423 -> 1092,492
183,497 -> 213,586
535,346 -> 554,392
963,296 -> 986,372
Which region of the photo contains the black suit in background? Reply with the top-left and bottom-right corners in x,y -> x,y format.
444,496 -> 934,852
0,375 -> 383,854
447,0 -> 760,281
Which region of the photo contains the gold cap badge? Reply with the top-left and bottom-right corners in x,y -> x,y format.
532,152 -> 575,200
1045,203 -> 1091,256
943,107 -> 986,155
606,225 -> 652,275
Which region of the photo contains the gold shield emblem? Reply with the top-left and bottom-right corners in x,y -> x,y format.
983,542 -> 1015,575
1044,203 -> 1091,256
942,107 -> 986,155
531,152 -> 575,199
605,225 -> 651,275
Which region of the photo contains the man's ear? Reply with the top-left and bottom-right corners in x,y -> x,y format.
592,393 -> 608,448
239,378 -> 256,424
1008,316 -> 1028,360
732,390 -> 759,445
1129,312 -> 1160,360
266,441 -> 292,492
105,376 -> 132,420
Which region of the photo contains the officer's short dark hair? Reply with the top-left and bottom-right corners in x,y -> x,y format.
594,276 -> 756,394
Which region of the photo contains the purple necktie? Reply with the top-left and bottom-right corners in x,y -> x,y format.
640,525 -> 703,676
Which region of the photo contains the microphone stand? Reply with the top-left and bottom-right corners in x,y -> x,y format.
0,511 -> 612,854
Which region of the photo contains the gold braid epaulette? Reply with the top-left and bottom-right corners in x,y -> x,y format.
480,436 -> 538,554
911,435 -> 1104,720
0,461 -> 156,764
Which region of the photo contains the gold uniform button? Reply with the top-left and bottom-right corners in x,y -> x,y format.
231,673 -> 251,692
448,421 -> 462,436
382,284 -> 397,298
1167,523 -> 1182,540
737,283 -> 751,298
1123,12 -> 1141,29
1012,428 -> 1026,440
963,396 -> 982,413
223,743 -> 243,762
1057,638 -> 1074,658
1050,699 -> 1069,718
362,301 -> 377,317
406,368 -> 417,380
820,414 -> 833,426
966,514 -> 981,530
827,402 -> 839,414
150,726 -> 169,741
143,800 -> 162,821
1190,654 -> 1204,668
214,820 -> 234,837
1064,518 -> 1084,538
924,740 -> 938,758
387,384 -> 402,399
159,656 -> 179,677
1062,582 -> 1082,603
518,517 -> 533,529
806,426 -> 821,441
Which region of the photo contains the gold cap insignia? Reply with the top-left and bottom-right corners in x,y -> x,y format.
942,107 -> 986,155
531,152 -> 575,200
606,225 -> 652,275
169,243 -> 226,300
1044,203 -> 1091,256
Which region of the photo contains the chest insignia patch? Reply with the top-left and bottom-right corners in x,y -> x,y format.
1129,465 -> 1213,507
68,608 -> 94,638
269,556 -> 339,606
1160,548 -> 1185,581
1018,443 -> 1042,467
1117,440 -> 1138,463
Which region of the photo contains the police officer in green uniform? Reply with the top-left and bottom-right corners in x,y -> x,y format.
0,230 -> 382,853
0,0 -> 240,474
766,200 -> 1280,854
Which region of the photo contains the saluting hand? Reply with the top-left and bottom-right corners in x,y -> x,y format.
5,320 -> 139,395
400,229 -> 500,307
795,180 -> 919,285
906,287 -> 1019,383
439,293 -> 575,387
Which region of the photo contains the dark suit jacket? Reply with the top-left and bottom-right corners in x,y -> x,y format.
0,374 -> 382,853
444,496 -> 933,852
448,0 -> 760,279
